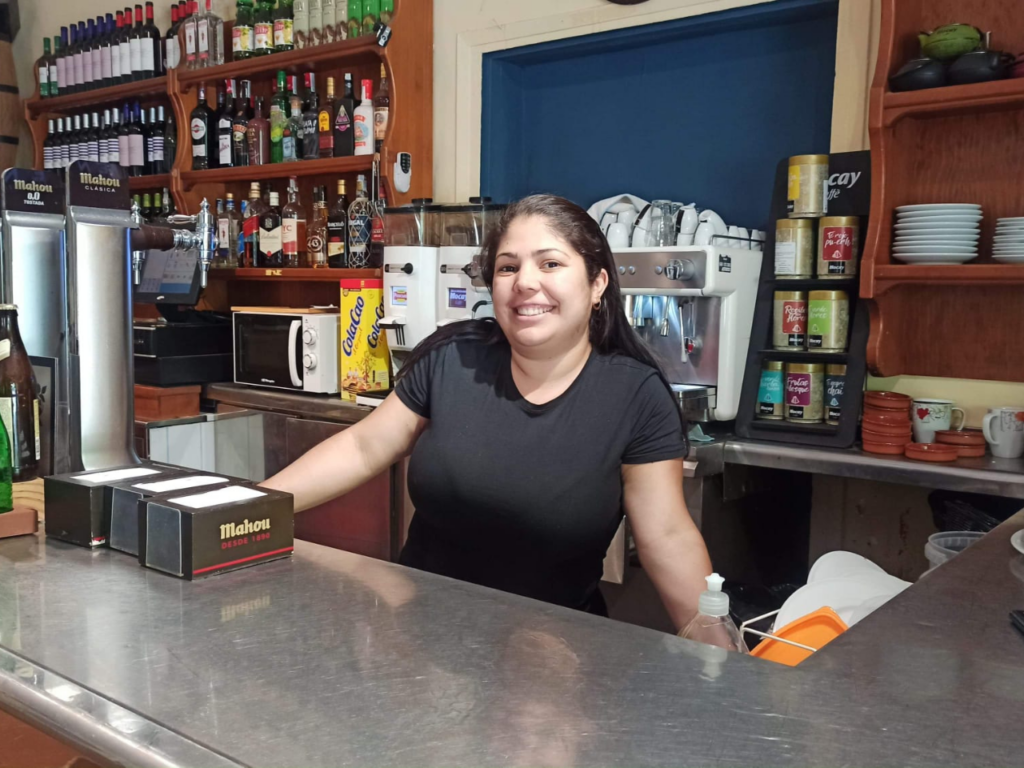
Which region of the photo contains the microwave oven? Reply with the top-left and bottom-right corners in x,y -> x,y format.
233,311 -> 339,394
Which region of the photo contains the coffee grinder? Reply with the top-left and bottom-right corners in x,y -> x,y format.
436,199 -> 503,326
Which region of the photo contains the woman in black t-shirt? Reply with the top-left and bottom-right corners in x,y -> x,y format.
264,195 -> 715,629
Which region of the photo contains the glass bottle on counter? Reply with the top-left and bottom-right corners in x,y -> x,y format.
301,72 -> 320,160
281,178 -> 306,268
274,0 -> 294,52
259,190 -> 284,267
253,0 -> 274,56
0,306 -> 40,484
347,174 -> 371,268
333,72 -> 355,157
246,96 -> 270,165
269,71 -> 288,164
233,0 -> 255,59
190,83 -> 215,170
327,178 -> 348,267
308,185 -> 328,268
283,96 -> 303,162
232,80 -> 252,166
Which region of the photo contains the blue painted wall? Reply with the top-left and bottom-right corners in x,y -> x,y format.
481,0 -> 838,230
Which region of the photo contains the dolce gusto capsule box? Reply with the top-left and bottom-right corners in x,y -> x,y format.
340,278 -> 390,402
44,463 -> 182,548
139,484 -> 294,580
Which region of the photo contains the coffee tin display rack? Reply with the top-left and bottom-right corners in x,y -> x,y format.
735,150 -> 871,448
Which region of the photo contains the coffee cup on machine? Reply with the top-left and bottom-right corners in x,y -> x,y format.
982,406 -> 1024,459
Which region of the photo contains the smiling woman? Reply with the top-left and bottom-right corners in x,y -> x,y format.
262,195 -> 718,632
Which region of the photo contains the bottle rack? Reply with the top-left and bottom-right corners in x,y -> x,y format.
734,150 -> 872,448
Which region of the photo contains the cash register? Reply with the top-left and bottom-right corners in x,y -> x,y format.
133,249 -> 232,386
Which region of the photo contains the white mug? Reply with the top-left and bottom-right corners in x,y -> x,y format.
606,222 -> 630,249
982,406 -> 1024,459
912,398 -> 964,443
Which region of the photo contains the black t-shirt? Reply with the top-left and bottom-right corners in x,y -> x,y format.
395,338 -> 687,611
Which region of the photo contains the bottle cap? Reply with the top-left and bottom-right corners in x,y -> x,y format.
269,191 -> 280,205
698,573 -> 730,618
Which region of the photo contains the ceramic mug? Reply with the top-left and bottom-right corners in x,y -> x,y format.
912,399 -> 965,443
982,406 -> 1024,459
606,222 -> 630,249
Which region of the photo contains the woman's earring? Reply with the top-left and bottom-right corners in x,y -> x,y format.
593,299 -> 603,311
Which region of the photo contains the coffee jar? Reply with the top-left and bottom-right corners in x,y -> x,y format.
787,154 -> 829,218
757,360 -> 785,420
785,363 -> 825,423
775,219 -> 815,279
825,364 -> 846,425
773,291 -> 807,350
817,216 -> 860,278
807,290 -> 850,352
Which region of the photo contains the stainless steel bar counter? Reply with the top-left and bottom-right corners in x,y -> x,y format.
2,511 -> 1024,767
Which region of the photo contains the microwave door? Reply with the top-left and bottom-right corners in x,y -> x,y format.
235,315 -> 304,390
286,319 -> 302,388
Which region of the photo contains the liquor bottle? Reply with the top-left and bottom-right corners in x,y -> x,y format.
301,72 -> 320,160
321,0 -> 336,44
86,112 -> 101,162
218,193 -> 242,267
281,178 -> 306,267
233,0 -> 255,60
327,178 -> 348,267
243,182 -> 268,266
293,0 -> 309,49
190,83 -> 214,170
130,102 -> 146,176
163,109 -> 176,170
308,185 -> 328,268
101,15 -> 115,86
308,0 -> 323,46
333,72 -> 355,156
353,79 -> 373,156
142,2 -> 163,77
231,80 -> 251,166
183,0 -> 198,68
380,0 -> 393,24
283,96 -> 303,162
0,306 -> 40,483
347,174 -> 371,268
120,8 -> 134,83
335,0 -> 348,40
118,105 -> 132,170
362,0 -> 378,37
274,0 -> 294,52
199,0 -> 225,67
217,79 -> 235,168
44,121 -> 56,169
56,30 -> 68,96
347,0 -> 360,39
253,0 -> 273,56
369,181 -> 386,267
318,76 -> 335,158
374,63 -> 389,153
269,71 -> 288,163
165,4 -> 180,69
37,38 -> 53,98
82,21 -> 95,90
247,96 -> 270,165
259,190 -> 284,267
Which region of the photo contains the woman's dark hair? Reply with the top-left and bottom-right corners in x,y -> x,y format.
396,195 -> 687,438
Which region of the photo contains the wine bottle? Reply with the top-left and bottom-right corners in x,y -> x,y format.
101,14 -> 115,86
333,72 -> 355,156
56,29 -> 68,96
89,17 -> 102,88
87,112 -> 101,162
129,102 -> 146,176
69,114 -> 82,165
120,8 -> 134,83
118,105 -> 132,170
0,306 -> 41,483
82,20 -> 95,90
165,4 -> 180,69
129,5 -> 144,81
43,120 -> 56,169
37,38 -> 52,98
142,2 -> 162,77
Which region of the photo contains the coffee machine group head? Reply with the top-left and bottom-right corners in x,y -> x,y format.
614,245 -> 762,422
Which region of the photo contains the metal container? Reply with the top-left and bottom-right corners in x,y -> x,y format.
807,290 -> 850,352
672,384 -> 717,423
775,218 -> 815,279
773,290 -> 807,350
826,363 -> 846,425
817,216 -> 859,278
785,363 -> 825,423
787,154 -> 829,218
756,360 -> 785,420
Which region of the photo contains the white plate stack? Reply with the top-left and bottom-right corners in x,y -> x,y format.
892,203 -> 982,265
993,218 -> 1024,263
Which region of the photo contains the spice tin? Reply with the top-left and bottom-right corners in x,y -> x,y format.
817,216 -> 860,278
773,290 -> 807,350
787,154 -> 829,218
826,364 -> 846,425
785,363 -> 825,423
775,218 -> 815,279
808,290 -> 850,352
757,360 -> 785,420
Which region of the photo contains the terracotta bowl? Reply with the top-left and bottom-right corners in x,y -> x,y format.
864,391 -> 912,411
862,423 -> 913,439
863,441 -> 907,456
863,409 -> 912,427
951,445 -> 986,458
904,442 -> 958,463
935,429 -> 986,447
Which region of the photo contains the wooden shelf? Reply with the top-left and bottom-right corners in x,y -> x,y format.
872,263 -> 1024,291
758,349 -> 850,364
25,77 -> 168,116
180,155 -> 373,189
175,37 -> 382,87
745,420 -> 840,435
208,267 -> 380,282
771,277 -> 860,290
129,174 -> 171,191
883,77 -> 1024,126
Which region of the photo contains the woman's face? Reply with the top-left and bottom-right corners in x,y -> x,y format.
491,215 -> 608,355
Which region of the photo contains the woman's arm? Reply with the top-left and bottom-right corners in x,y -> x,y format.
622,458 -> 712,632
260,392 -> 428,512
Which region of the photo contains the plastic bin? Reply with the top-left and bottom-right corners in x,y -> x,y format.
924,531 -> 985,571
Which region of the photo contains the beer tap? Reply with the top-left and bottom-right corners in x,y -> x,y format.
128,199 -> 219,289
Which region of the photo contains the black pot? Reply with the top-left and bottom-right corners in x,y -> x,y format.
889,58 -> 948,92
947,50 -> 1014,85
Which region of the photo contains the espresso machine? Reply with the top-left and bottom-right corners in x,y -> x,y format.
0,161 -> 216,474
614,245 -> 761,422
436,200 -> 503,326
380,200 -> 443,373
